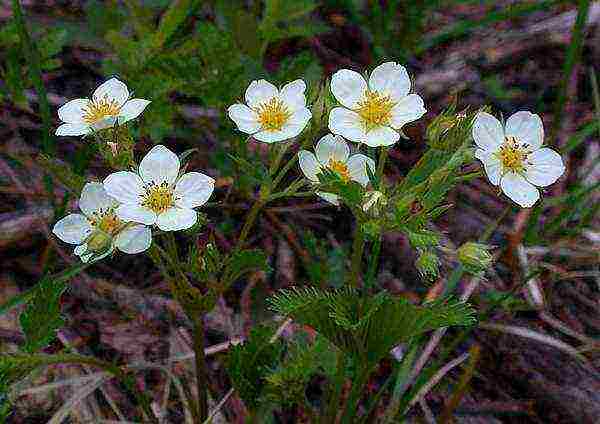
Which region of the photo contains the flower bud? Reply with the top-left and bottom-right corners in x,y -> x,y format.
457,242 -> 493,274
416,249 -> 440,282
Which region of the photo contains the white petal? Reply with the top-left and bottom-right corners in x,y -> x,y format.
347,154 -> 375,186
390,94 -> 426,129
500,172 -> 540,208
116,204 -> 157,225
245,79 -> 278,109
505,111 -> 544,150
524,148 -> 565,187
57,98 -> 88,124
279,79 -> 307,112
93,77 -> 129,107
368,62 -> 411,102
156,207 -> 197,232
364,126 -> 400,147
114,224 -> 152,254
53,214 -> 92,244
118,99 -> 151,124
139,145 -> 180,185
103,171 -> 145,204
315,134 -> 350,165
328,107 -> 366,142
79,182 -> 118,216
56,123 -> 91,136
175,172 -> 215,209
475,148 -> 502,186
298,150 -> 321,182
253,108 -> 311,143
472,112 -> 504,152
330,69 -> 368,109
227,103 -> 261,134
317,191 -> 340,206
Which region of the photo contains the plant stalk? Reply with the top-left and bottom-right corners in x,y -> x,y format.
349,223 -> 365,288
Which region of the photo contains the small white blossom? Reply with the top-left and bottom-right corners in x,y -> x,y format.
328,62 -> 426,147
103,145 -> 215,232
227,79 -> 312,143
298,134 -> 375,205
52,182 -> 152,262
473,111 -> 565,208
56,77 -> 151,137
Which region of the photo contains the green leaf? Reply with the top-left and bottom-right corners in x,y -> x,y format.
222,249 -> 270,288
269,288 -> 476,367
225,325 -> 284,409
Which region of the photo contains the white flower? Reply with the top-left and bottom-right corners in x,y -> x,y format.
298,134 -> 375,205
473,111 -> 565,208
56,77 -> 151,137
103,145 -> 215,232
227,79 -> 312,143
52,182 -> 152,262
328,62 -> 426,147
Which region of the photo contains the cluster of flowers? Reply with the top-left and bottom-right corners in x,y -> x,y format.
53,62 -> 565,261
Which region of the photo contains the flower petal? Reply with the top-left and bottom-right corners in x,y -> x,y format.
330,69 -> 368,109
79,182 -> 118,217
524,148 -> 565,187
328,107 -> 366,142
298,150 -> 321,182
114,224 -> 152,254
475,148 -> 502,186
316,191 -> 340,206
118,99 -> 151,124
253,107 -> 311,143
279,79 -> 307,112
347,154 -> 375,186
53,213 -> 92,244
91,116 -> 117,131
156,207 -> 197,232
227,103 -> 260,134
472,112 -> 504,152
93,77 -> 129,107
368,62 -> 411,102
315,134 -> 350,165
505,111 -> 544,150
116,204 -> 157,225
58,98 -> 89,124
245,79 -> 278,109
55,123 -> 91,136
364,126 -> 400,147
103,171 -> 145,204
175,172 -> 215,209
500,172 -> 540,208
139,145 -> 180,185
390,94 -> 426,129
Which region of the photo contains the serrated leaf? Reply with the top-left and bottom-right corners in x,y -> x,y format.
222,248 -> 270,288
226,325 -> 284,409
269,288 -> 476,367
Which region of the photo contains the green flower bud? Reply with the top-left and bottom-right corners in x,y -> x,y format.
86,230 -> 113,253
458,242 -> 493,274
416,249 -> 440,282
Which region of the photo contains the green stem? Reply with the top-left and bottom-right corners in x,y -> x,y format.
11,0 -> 54,155
192,315 -> 209,421
349,223 -> 365,288
341,368 -> 369,423
549,0 -> 591,146
235,197 -> 265,251
325,351 -> 346,423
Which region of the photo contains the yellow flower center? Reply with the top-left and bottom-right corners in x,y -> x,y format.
82,97 -> 120,124
257,97 -> 291,131
497,136 -> 529,173
89,208 -> 122,235
328,158 -> 351,182
356,90 -> 395,132
142,182 -> 175,214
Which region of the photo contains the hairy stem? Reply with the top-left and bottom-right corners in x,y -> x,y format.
235,198 -> 265,251
349,223 -> 365,288
193,315 -> 209,421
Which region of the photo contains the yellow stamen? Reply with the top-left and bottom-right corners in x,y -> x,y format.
142,182 -> 175,214
497,136 -> 529,173
328,159 -> 351,182
257,97 -> 291,132
82,97 -> 120,124
89,208 -> 122,235
356,90 -> 395,132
